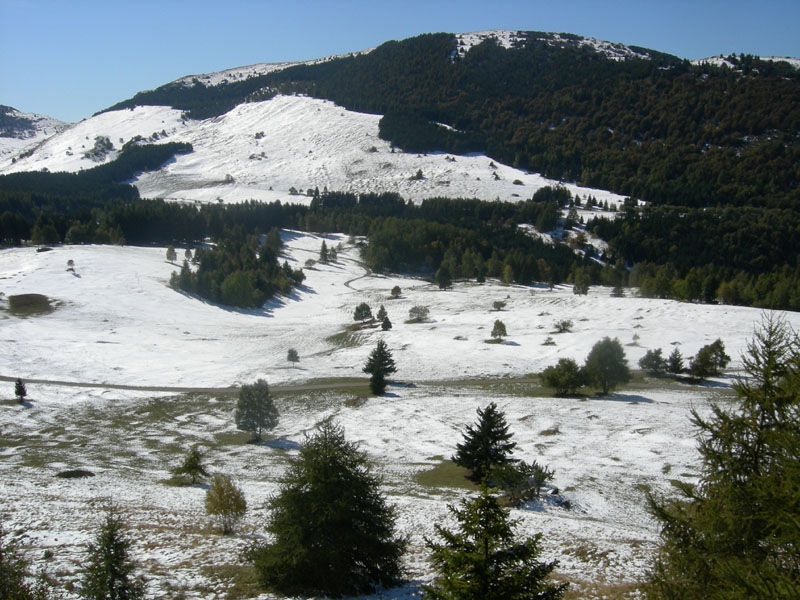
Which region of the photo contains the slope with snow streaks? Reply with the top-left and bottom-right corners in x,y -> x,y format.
0,106 -> 69,161
0,94 -> 626,206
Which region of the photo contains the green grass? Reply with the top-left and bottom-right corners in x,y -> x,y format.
414,458 -> 479,491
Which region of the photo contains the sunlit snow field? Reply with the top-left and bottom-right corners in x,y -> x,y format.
2,234 -> 798,599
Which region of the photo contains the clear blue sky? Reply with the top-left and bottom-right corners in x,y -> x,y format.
2,0 -> 799,123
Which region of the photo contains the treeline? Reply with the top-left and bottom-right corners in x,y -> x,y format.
101,32 -> 800,208
588,203 -> 800,310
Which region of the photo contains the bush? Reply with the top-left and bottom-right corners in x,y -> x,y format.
205,474 -> 247,534
554,319 -> 573,333
408,305 -> 430,322
541,358 -> 586,395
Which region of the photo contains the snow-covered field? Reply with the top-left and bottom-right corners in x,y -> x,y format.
2,235 -> 798,599
0,94 -> 626,208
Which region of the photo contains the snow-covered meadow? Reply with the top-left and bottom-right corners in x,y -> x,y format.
2,234 -> 798,599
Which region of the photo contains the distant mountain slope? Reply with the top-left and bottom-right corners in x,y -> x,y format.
97,30 -> 799,208
0,105 -> 68,161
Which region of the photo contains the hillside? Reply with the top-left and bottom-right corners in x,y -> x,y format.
0,105 -> 68,161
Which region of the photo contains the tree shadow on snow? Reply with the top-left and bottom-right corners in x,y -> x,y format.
262,437 -> 302,451
589,392 -> 653,404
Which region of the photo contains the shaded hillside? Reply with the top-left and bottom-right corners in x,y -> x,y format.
104,31 -> 800,208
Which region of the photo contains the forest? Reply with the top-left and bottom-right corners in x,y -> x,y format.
102,32 -> 800,209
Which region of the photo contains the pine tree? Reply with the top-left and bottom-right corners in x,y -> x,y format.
287,348 -> 299,367
423,487 -> 567,600
235,379 -> 279,442
165,245 -> 177,263
583,337 -> 630,394
453,402 -> 517,484
491,319 -> 507,340
647,315 -> 800,599
639,348 -> 667,376
363,340 -> 397,395
436,265 -> 452,290
14,378 -> 27,403
248,422 -> 405,596
353,302 -> 372,322
376,305 -> 388,322
205,473 -> 247,535
79,509 -> 145,600
172,445 -> 208,485
382,317 -> 392,331
319,241 -> 329,263
541,358 -> 586,395
1,524 -> 51,600
390,285 -> 401,299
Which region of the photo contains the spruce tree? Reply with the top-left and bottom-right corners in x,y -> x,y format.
363,339 -> 397,395
15,378 -> 27,403
248,422 -> 405,596
647,315 -> 800,599
381,316 -> 392,331
424,487 -> 567,600
376,305 -> 388,322
453,402 -> 517,484
79,509 -> 145,600
667,347 -> 684,374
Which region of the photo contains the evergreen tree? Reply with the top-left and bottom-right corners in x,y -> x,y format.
491,320 -> 507,340
287,348 -> 299,367
205,473 -> 247,535
172,445 -> 208,485
79,509 -> 145,600
639,348 -> 667,376
390,285 -> 401,299
14,378 -> 27,403
453,402 -> 517,484
234,379 -> 278,442
647,316 -> 800,599
0,524 -> 53,600
583,337 -> 631,394
319,240 -> 329,263
376,305 -> 388,322
353,302 -> 372,322
408,305 -> 430,322
667,347 -> 684,374
541,358 -> 586,395
363,339 -> 397,395
436,265 -> 452,290
423,487 -> 567,600
381,316 -> 392,331
165,245 -> 177,263
248,422 -> 405,597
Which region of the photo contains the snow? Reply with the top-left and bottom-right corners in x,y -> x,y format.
2,236 -> 798,598
0,107 -> 69,161
0,94 -> 627,208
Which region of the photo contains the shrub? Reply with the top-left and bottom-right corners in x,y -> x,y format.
205,474 -> 247,534
408,305 -> 430,322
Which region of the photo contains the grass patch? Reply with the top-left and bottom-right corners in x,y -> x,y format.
414,459 -> 478,491
324,326 -> 366,350
213,432 -> 252,446
200,564 -> 262,599
7,293 -> 57,317
539,425 -> 560,436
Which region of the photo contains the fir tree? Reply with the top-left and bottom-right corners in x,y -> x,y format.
363,339 -> 397,394
647,315 -> 800,599
453,402 -> 517,484
319,240 -> 329,263
381,316 -> 392,331
353,302 -> 372,322
639,348 -> 667,376
14,378 -> 27,403
376,305 -> 388,322
165,245 -> 177,263
423,487 -> 567,600
491,319 -> 507,340
667,347 -> 684,374
248,422 -> 405,597
79,509 -> 145,600
287,348 -> 299,367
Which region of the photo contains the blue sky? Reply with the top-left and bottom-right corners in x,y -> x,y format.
2,0 -> 799,123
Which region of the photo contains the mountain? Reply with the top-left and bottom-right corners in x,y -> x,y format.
5,30 -> 799,210
0,105 -> 68,162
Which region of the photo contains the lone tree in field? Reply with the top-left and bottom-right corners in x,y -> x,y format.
205,473 -> 247,535
584,337 -> 631,394
453,402 -> 517,484
382,317 -> 392,331
14,378 -> 26,403
647,316 -> 800,599
424,487 -> 567,600
541,358 -> 586,395
353,302 -> 372,323
287,348 -> 299,367
363,339 -> 397,395
491,319 -> 507,341
235,379 -> 279,442
79,508 -> 146,600
248,422 -> 405,597
172,445 -> 209,485
165,245 -> 177,263
390,285 -> 401,299
408,305 -> 430,322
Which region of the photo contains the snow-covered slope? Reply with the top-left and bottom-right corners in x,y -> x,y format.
0,95 -> 624,206
692,55 -> 800,69
0,105 -> 68,161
